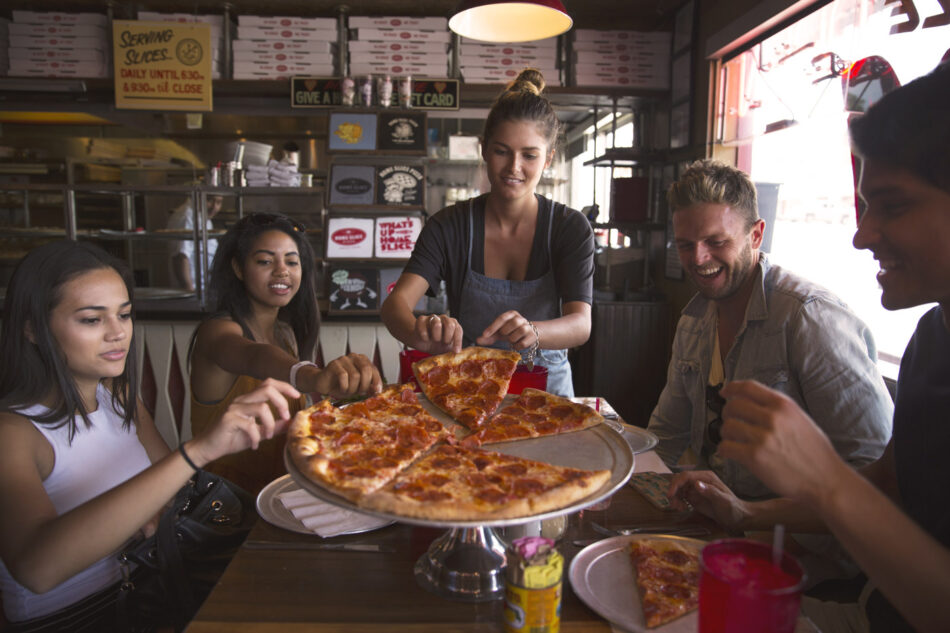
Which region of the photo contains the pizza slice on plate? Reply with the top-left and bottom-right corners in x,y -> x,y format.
360,444 -> 611,521
628,538 -> 701,628
460,387 -> 604,447
412,346 -> 521,430
287,394 -> 448,501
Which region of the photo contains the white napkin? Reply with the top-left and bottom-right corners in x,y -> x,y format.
277,488 -> 390,538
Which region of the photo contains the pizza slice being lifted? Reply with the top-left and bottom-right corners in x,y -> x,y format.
361,444 -> 611,521
287,385 -> 449,501
460,387 -> 604,448
412,346 -> 521,430
628,538 -> 701,628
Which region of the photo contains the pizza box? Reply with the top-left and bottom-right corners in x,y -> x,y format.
234,61 -> 336,75
575,49 -> 668,64
461,66 -> 560,82
458,55 -> 558,70
350,28 -> 451,44
575,62 -> 666,75
460,36 -> 557,50
326,217 -> 375,259
348,51 -> 438,65
573,29 -> 671,44
238,15 -> 337,29
349,16 -> 448,30
9,22 -> 105,37
136,12 -> 224,27
12,11 -> 107,26
9,46 -> 105,62
232,39 -> 335,54
350,62 -> 448,76
233,50 -> 334,64
9,63 -> 109,78
574,73 -> 669,89
237,25 -> 337,42
9,34 -> 106,50
374,215 -> 422,258
348,40 -> 447,54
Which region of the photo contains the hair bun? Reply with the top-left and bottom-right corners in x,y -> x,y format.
508,68 -> 546,96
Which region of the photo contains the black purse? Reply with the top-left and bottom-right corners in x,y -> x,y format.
119,470 -> 255,632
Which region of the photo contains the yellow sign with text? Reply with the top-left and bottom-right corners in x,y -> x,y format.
113,20 -> 213,111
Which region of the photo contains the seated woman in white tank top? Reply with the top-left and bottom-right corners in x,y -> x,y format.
0,241 -> 300,630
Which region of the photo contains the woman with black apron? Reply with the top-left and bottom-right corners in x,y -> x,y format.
381,68 -> 595,397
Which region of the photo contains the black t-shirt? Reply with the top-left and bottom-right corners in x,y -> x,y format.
403,194 -> 595,318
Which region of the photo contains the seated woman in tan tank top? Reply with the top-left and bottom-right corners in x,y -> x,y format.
189,213 -> 382,493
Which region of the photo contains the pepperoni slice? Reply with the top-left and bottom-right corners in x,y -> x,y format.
524,413 -> 546,425
464,472 -> 491,487
397,425 -> 428,447
490,359 -> 516,377
512,478 -> 545,495
423,473 -> 451,487
423,419 -> 444,433
456,379 -> 478,394
536,420 -> 559,434
425,365 -> 450,386
396,404 -> 419,416
309,412 -> 335,426
494,414 -> 521,427
398,388 -> 416,403
477,380 -> 501,397
474,487 -> 508,504
460,359 -> 482,378
498,463 -> 528,476
549,405 -> 574,419
661,549 -> 694,566
335,432 -> 362,447
473,456 -> 492,471
344,466 -> 376,478
370,456 -> 399,470
558,417 -> 584,431
522,395 -> 547,410
431,456 -> 462,470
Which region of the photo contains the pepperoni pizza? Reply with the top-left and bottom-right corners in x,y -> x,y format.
361,444 -> 611,520
628,538 -> 701,628
460,387 -> 604,447
412,347 -> 521,429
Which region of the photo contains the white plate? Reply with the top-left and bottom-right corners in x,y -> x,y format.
569,534 -> 704,633
255,475 -> 393,536
569,535 -> 820,633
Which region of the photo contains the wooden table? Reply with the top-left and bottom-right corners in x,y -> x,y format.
186,451 -> 719,633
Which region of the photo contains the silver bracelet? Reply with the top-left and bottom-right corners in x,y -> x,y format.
289,360 -> 317,391
524,322 -> 541,369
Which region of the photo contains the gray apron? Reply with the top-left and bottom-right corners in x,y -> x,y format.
457,199 -> 574,397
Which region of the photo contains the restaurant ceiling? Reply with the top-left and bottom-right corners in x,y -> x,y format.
3,0 -> 675,31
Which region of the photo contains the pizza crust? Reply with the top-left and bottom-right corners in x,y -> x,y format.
629,538 -> 701,628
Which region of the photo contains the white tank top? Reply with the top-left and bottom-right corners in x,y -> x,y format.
0,383 -> 153,621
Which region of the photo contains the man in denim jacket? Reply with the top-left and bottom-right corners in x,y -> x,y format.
647,160 -> 893,499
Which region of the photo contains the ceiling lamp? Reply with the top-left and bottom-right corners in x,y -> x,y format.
449,0 -> 573,43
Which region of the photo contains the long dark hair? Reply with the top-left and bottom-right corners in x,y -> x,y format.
205,213 -> 319,361
483,67 -> 561,153
0,241 -> 138,440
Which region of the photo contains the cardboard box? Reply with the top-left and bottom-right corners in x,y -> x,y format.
233,50 -> 333,64
8,60 -> 109,77
9,23 -> 105,37
461,66 -> 561,84
573,29 -> 671,44
349,62 -> 447,76
349,16 -> 447,30
575,49 -> 667,64
232,39 -> 335,54
9,47 -> 105,62
576,62 -> 665,75
459,55 -> 558,71
460,37 -> 557,50
237,25 -> 337,41
351,28 -> 451,43
238,15 -> 336,29
9,34 -> 106,50
136,12 -> 224,28
374,216 -> 422,258
574,72 -> 668,89
12,11 -> 107,26
348,40 -> 446,54
233,61 -> 335,75
326,218 -> 376,258
349,51 -> 436,65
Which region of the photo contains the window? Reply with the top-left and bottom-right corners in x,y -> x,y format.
715,0 -> 950,377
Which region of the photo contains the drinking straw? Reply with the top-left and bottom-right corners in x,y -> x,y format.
772,523 -> 785,567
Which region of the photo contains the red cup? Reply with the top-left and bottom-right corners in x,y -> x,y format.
397,349 -> 547,394
699,539 -> 806,633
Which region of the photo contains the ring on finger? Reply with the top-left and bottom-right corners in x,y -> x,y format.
428,314 -> 439,325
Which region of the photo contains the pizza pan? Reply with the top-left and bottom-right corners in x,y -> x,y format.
283,395 -> 636,529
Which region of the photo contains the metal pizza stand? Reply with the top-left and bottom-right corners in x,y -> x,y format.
284,396 -> 635,602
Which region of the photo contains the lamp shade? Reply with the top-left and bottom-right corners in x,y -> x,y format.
449,0 -> 573,43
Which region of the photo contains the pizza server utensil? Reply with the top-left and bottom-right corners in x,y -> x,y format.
243,540 -> 395,553
591,522 -> 711,537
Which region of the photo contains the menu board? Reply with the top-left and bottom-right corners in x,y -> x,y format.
112,20 -> 213,111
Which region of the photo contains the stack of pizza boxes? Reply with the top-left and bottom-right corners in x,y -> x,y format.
0,18 -> 8,76
233,15 -> 337,80
137,11 -> 227,79
458,37 -> 561,86
572,29 -> 670,89
347,16 -> 449,79
7,11 -> 110,78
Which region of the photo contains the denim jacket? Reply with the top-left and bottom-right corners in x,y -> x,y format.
647,255 -> 893,498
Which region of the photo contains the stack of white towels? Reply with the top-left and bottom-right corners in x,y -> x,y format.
245,159 -> 302,187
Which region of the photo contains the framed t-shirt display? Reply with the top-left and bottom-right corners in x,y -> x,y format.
377,111 -> 427,153
328,266 -> 380,313
328,112 -> 378,151
375,164 -> 425,206
328,164 -> 376,205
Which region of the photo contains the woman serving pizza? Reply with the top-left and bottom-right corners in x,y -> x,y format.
0,241 -> 298,630
380,68 -> 595,397
189,212 -> 382,493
